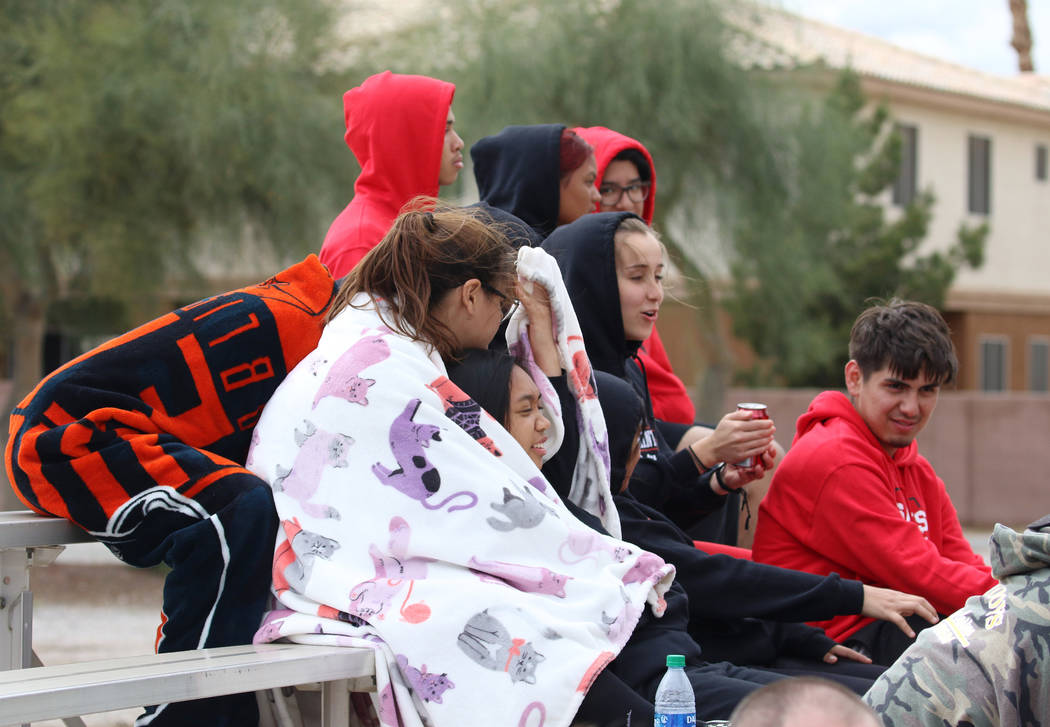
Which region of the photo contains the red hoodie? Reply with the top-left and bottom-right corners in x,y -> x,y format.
752,390 -> 996,641
319,71 -> 455,278
573,126 -> 695,425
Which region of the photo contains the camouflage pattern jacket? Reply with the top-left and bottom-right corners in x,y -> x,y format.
864,516 -> 1050,726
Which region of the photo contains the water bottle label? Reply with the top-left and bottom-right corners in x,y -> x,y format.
653,714 -> 695,726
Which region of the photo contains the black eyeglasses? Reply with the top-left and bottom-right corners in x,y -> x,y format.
598,181 -> 651,206
481,282 -> 520,323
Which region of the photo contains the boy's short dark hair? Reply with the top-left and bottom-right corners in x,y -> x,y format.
849,299 -> 958,385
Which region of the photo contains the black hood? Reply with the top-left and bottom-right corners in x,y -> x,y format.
471,124 -> 564,240
468,202 -> 543,250
594,370 -> 645,488
541,211 -> 643,377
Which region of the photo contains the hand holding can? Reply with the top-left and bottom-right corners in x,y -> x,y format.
734,402 -> 768,468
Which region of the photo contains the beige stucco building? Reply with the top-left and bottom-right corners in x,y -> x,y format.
735,4 -> 1050,391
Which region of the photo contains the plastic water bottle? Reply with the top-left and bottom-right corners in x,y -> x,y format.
654,654 -> 695,726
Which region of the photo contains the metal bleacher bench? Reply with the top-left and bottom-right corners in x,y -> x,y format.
0,510 -> 376,726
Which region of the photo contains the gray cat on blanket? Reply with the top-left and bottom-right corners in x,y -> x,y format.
487,485 -> 556,531
457,610 -> 545,684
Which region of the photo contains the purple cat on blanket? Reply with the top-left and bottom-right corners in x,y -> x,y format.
395,654 -> 456,704
468,556 -> 572,598
350,516 -> 434,624
602,586 -> 641,647
372,399 -> 478,512
311,331 -> 391,408
347,577 -> 404,621
273,421 -> 352,520
559,530 -> 633,565
369,516 -> 433,580
621,552 -> 665,585
253,609 -> 295,644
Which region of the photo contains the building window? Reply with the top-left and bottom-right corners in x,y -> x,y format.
893,124 -> 918,206
1037,144 -> 1048,182
1030,338 -> 1049,392
979,337 -> 1008,392
968,135 -> 991,215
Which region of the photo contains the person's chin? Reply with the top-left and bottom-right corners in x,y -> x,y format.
627,323 -> 654,341
881,432 -> 917,451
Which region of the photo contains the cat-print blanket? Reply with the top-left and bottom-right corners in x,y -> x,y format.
248,294 -> 674,727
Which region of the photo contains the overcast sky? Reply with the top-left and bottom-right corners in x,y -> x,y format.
776,0 -> 1050,76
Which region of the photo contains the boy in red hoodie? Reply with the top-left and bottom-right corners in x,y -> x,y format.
753,300 -> 995,665
319,71 -> 464,277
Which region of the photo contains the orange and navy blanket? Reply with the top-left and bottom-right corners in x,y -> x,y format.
5,256 -> 337,548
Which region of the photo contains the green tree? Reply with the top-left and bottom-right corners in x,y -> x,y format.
1,0 -> 357,501
725,70 -> 987,387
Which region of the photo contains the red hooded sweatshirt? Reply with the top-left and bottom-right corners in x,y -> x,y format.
319,71 -> 455,278
752,390 -> 996,641
573,126 -> 696,425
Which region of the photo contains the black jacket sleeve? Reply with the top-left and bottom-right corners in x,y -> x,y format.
626,427 -> 727,529
775,622 -> 838,660
621,360 -> 726,526
655,418 -> 691,450
615,494 -> 865,624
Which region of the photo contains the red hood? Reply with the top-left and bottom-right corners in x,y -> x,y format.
573,126 -> 656,225
795,390 -> 918,466
344,71 -> 455,215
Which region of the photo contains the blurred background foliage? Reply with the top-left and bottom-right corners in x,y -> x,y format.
1,0 -> 358,410
1,0 -> 985,431
358,0 -> 986,391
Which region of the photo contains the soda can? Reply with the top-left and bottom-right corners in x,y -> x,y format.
734,402 -> 768,468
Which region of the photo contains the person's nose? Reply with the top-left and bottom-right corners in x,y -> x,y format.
648,279 -> 664,304
899,391 -> 919,418
451,130 -> 464,152
537,413 -> 551,432
614,193 -> 634,212
589,185 -> 601,206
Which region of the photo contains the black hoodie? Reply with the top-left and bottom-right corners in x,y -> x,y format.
541,211 -> 722,521
541,213 -> 864,666
594,371 -> 645,491
472,124 -> 564,240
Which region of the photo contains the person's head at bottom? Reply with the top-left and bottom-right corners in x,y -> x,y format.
729,676 -> 880,727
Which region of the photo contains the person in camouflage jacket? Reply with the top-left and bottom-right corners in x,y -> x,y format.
864,515 -> 1050,726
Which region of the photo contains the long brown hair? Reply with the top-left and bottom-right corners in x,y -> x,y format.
328,199 -> 517,359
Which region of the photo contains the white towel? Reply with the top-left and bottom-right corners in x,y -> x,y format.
506,246 -> 620,538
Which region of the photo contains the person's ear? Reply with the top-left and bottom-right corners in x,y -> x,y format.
460,278 -> 483,316
844,360 -> 863,397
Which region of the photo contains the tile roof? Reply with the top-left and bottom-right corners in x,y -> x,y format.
726,2 -> 1050,113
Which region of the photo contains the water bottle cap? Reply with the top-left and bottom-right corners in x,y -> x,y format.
665,654 -> 685,668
